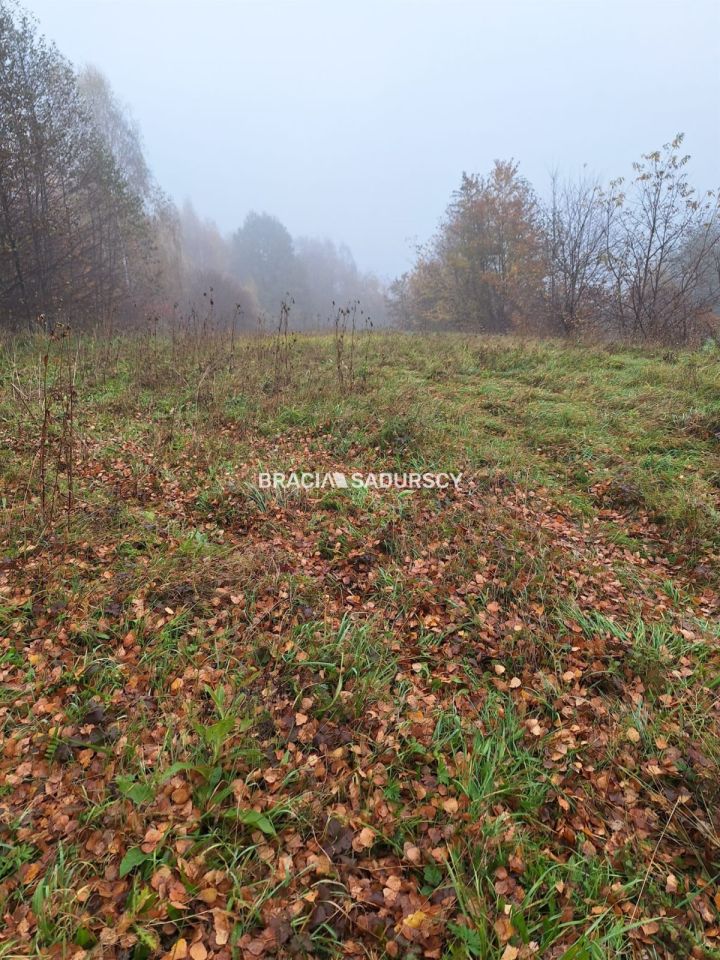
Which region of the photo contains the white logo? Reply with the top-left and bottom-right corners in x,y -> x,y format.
257,471 -> 463,490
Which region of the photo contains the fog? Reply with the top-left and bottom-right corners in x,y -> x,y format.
21,0 -> 720,280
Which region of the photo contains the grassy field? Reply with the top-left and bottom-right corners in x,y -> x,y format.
1,331 -> 719,959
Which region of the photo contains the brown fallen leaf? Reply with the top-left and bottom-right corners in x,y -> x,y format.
212,909 -> 230,946
353,827 -> 375,850
404,844 -> 421,864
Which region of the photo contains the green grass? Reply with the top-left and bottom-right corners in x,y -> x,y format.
0,330 -> 718,957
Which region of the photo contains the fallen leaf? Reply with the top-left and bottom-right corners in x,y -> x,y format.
168,939 -> 187,960
404,910 -> 427,929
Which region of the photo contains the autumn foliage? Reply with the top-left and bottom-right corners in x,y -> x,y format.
390,142 -> 720,344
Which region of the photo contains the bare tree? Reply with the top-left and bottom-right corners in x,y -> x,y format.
603,135 -> 720,342
546,171 -> 607,334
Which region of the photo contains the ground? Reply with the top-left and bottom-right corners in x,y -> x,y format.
1,331 -> 719,959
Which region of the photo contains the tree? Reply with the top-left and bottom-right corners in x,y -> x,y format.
294,236 -> 386,328
78,65 -> 152,205
394,161 -> 547,332
231,212 -> 300,316
178,203 -> 257,326
0,0 -> 158,328
0,0 -> 89,322
391,141 -> 719,343
604,135 -> 720,342
546,172 -> 607,334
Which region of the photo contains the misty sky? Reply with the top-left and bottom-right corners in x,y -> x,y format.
23,0 -> 720,279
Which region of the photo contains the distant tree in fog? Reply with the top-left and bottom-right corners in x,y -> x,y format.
180,202 -> 231,276
177,202 -> 258,325
78,65 -> 152,205
231,211 -> 300,316
295,236 -> 386,327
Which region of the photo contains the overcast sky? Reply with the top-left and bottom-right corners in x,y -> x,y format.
22,0 -> 720,279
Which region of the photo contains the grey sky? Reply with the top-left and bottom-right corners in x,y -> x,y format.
22,0 -> 720,279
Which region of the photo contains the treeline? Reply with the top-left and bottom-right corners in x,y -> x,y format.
3,0 -> 718,344
389,144 -> 720,344
179,205 -> 386,330
0,0 -> 385,331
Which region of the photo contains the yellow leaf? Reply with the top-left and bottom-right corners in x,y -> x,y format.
404,910 -> 427,929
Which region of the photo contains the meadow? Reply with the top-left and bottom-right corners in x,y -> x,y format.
1,330 -> 719,959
